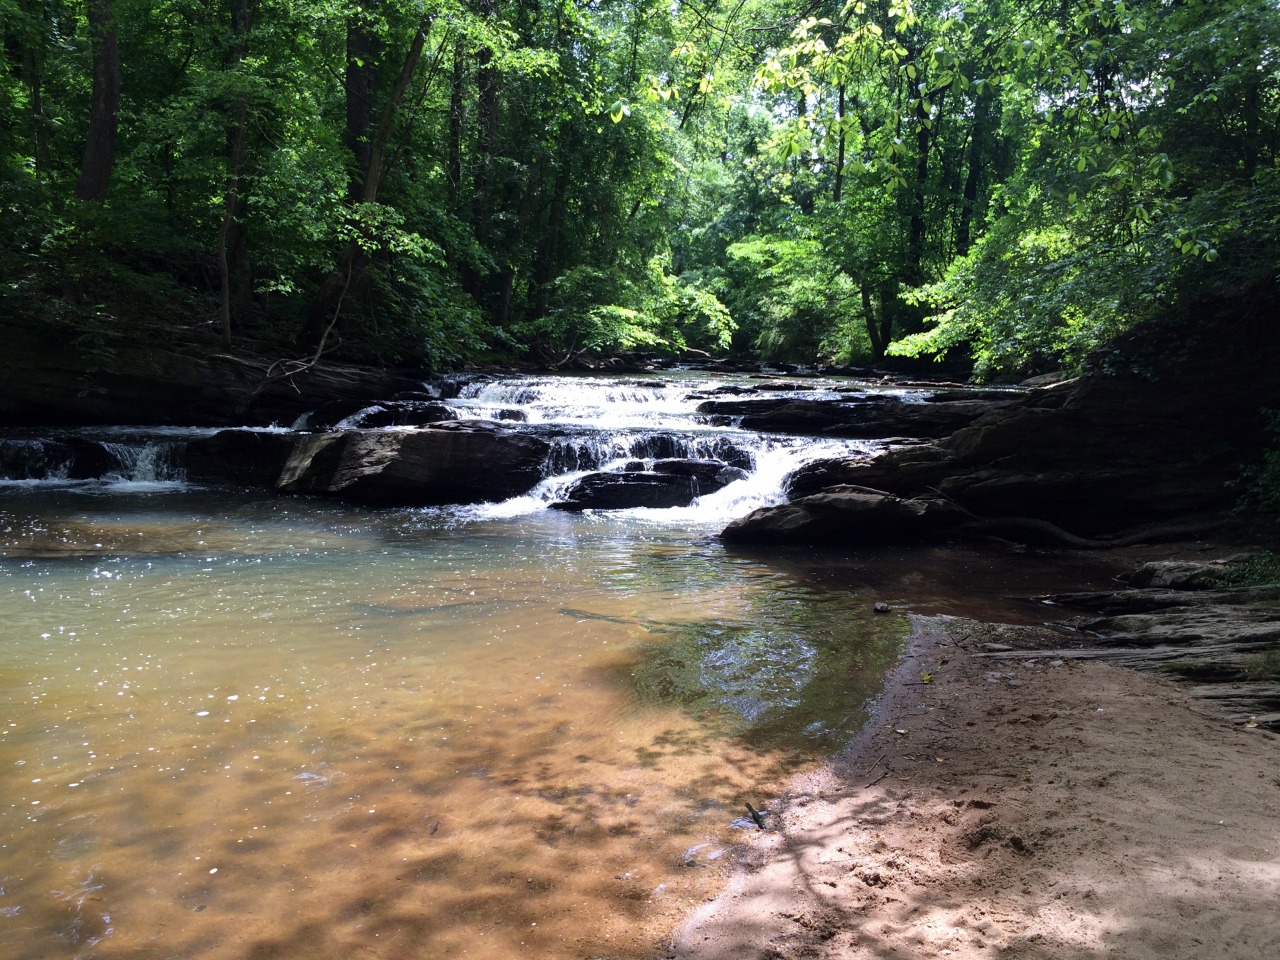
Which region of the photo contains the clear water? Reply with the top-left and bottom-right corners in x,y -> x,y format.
0,373 -> 1097,959
0,488 -> 912,960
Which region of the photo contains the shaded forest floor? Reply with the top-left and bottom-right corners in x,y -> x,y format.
670,553 -> 1280,960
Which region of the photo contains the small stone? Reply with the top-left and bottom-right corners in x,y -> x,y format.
874,602 -> 892,614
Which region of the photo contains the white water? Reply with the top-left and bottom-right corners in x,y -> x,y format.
2,372 -> 887,522
446,372 -> 881,523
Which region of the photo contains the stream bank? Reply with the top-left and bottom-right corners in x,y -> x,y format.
671,560 -> 1280,960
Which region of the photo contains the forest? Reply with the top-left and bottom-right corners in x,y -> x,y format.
1,0 -> 1277,377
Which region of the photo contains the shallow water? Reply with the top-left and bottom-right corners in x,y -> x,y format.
0,374 -> 1118,959
0,489 -> 922,960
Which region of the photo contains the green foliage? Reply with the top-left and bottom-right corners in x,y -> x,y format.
2,0 -> 1278,377
517,257 -> 734,361
1233,414 -> 1280,534
1246,647 -> 1280,681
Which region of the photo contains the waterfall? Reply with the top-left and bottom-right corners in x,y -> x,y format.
0,434 -> 193,490
100,441 -> 187,483
438,372 -> 885,522
0,439 -> 73,481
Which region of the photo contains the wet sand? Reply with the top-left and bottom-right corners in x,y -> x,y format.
671,611 -> 1280,959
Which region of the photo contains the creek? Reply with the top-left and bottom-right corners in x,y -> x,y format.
0,372 -> 1112,960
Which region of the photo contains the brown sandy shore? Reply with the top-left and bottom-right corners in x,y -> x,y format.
668,613 -> 1280,960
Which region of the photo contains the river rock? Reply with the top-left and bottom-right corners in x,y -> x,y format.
696,397 -> 793,417
550,471 -> 699,511
651,458 -> 750,492
1120,557 -> 1264,590
1038,584 -> 1280,615
186,430 -> 297,487
720,487 -> 965,543
0,437 -> 113,480
763,281 -> 1280,542
698,395 -> 1015,438
340,401 -> 460,428
276,423 -> 551,504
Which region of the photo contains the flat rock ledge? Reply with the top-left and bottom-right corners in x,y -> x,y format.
276,422 -> 550,505
990,560 -> 1280,730
720,487 -> 964,543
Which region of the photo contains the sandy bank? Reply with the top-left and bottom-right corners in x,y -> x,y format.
670,614 -> 1280,959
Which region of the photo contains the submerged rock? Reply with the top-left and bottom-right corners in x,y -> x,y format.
277,423 -> 550,504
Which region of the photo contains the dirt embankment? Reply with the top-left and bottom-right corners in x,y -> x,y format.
670,614 -> 1280,960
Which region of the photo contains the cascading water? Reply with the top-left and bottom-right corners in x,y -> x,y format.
437,372 -> 884,522
99,440 -> 187,484
0,429 -> 218,491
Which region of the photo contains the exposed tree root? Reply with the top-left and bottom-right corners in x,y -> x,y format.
956,515 -> 1226,549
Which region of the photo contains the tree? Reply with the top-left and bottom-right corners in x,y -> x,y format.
75,0 -> 120,201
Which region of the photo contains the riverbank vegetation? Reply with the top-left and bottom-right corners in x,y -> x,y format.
2,1 -> 1277,374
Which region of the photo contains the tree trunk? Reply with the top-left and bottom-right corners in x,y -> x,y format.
955,89 -> 994,257
218,0 -> 253,348
75,0 -> 120,202
299,13 -> 434,352
1241,74 -> 1261,181
833,84 -> 846,204
495,161 -> 542,328
473,0 -> 500,228
345,6 -> 379,199
904,91 -> 932,287
17,0 -> 51,183
448,39 -> 465,201
218,107 -> 248,347
862,284 -> 897,362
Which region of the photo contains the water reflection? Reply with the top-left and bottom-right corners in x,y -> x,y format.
0,490 -> 910,960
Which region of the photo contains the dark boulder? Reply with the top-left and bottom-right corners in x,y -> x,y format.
551,471 -> 699,511
186,430 -> 297,487
721,487 -> 965,543
0,437 -> 119,480
304,399 -> 385,431
739,397 -> 1015,438
696,397 -> 793,417
695,394 -> 1013,439
63,438 -> 119,478
0,438 -> 74,479
652,458 -> 750,492
765,282 -> 1280,542
1120,557 -> 1264,591
277,422 -> 550,505
342,401 -> 459,428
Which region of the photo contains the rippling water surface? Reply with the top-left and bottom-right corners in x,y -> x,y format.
0,487 -> 915,960
1,374 -> 1110,959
